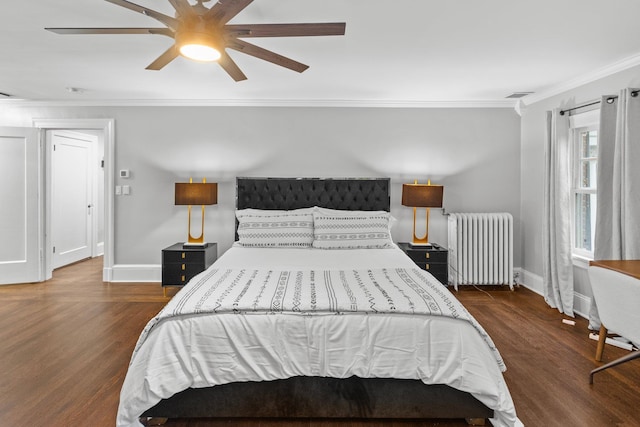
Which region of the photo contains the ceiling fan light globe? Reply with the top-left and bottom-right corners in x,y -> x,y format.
179,44 -> 221,62
176,29 -> 221,62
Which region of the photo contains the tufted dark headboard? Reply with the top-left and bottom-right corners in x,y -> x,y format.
235,177 -> 391,240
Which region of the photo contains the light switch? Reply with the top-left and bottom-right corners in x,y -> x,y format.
123,185 -> 131,195
115,185 -> 122,195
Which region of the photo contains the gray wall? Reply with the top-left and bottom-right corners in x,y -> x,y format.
519,64 -> 640,313
5,61 -> 637,304
1,105 -> 521,274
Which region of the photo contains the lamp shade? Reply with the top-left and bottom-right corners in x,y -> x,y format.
175,182 -> 218,206
401,183 -> 443,208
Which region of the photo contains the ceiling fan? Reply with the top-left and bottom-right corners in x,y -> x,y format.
45,0 -> 346,81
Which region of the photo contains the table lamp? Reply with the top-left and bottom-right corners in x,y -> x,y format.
401,179 -> 444,246
175,178 -> 217,247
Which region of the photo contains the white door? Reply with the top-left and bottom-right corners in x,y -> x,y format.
50,131 -> 94,269
0,127 -> 41,285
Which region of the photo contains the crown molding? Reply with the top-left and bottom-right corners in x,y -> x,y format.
0,97 -> 517,109
521,53 -> 640,106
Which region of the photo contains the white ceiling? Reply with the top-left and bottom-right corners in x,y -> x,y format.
2,0 -> 640,106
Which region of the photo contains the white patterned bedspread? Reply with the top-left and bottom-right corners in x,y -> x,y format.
117,247 -> 522,427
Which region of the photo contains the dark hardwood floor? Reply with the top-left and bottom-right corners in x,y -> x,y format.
0,257 -> 638,427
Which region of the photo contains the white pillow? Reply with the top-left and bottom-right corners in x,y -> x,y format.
313,207 -> 397,231
236,210 -> 314,248
312,211 -> 394,249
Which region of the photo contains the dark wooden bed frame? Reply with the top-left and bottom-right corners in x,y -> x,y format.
142,177 -> 493,425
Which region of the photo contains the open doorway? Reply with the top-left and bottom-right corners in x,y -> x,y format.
34,118 -> 115,283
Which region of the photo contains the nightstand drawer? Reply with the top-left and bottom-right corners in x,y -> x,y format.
414,262 -> 447,277
403,249 -> 447,263
163,250 -> 206,264
162,263 -> 206,285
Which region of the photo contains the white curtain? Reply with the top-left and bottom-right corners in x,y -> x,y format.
543,109 -> 574,316
590,88 -> 640,327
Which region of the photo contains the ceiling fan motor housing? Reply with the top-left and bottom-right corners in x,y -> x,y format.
176,19 -> 222,61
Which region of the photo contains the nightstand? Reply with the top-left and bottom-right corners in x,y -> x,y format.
162,243 -> 217,296
397,242 -> 448,285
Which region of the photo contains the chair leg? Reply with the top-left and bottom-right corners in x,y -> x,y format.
595,325 -> 607,362
590,350 -> 640,384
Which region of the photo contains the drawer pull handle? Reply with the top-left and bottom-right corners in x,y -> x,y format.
181,252 -> 186,259
425,253 -> 430,259
181,275 -> 185,282
182,264 -> 186,271
425,264 -> 430,270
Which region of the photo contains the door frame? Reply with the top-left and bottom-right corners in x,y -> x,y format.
33,118 -> 115,282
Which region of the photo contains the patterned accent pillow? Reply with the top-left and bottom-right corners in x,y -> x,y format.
313,207 -> 397,231
312,211 -> 394,249
236,210 -> 314,248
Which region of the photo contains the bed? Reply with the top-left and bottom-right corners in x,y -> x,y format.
117,177 -> 521,427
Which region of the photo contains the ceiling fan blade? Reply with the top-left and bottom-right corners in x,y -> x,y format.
229,39 -> 308,73
46,27 -> 174,38
226,23 -> 346,38
146,45 -> 179,70
218,52 -> 248,81
105,0 -> 179,30
206,0 -> 254,24
167,0 -> 196,19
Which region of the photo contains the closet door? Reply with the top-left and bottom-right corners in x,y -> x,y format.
0,127 -> 41,285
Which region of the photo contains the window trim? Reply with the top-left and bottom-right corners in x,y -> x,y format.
569,109 -> 599,261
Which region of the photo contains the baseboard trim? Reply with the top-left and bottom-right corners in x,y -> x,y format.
110,264 -> 161,283
519,268 -> 591,320
520,269 -> 543,296
573,292 -> 591,320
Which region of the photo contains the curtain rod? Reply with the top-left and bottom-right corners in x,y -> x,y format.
560,89 -> 639,116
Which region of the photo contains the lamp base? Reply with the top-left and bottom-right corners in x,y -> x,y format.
409,242 -> 433,247
183,242 -> 210,248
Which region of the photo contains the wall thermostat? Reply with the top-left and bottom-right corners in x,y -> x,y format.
119,169 -> 130,178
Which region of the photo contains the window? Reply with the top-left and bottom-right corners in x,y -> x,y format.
570,110 -> 599,258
